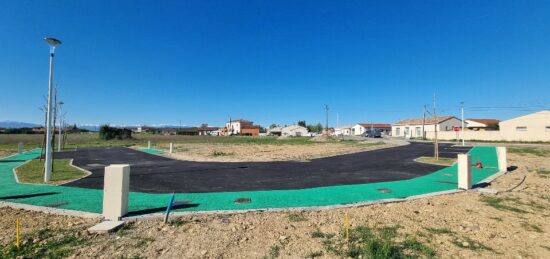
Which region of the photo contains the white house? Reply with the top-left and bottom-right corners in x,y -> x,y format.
268,125 -> 309,137
225,119 -> 254,135
499,110 -> 550,142
392,116 -> 462,138
351,123 -> 392,136
333,125 -> 353,136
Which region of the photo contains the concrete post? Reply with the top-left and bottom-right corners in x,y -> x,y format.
457,154 -> 472,190
169,143 -> 173,153
102,164 -> 130,221
147,140 -> 151,149
17,143 -> 23,153
497,146 -> 507,173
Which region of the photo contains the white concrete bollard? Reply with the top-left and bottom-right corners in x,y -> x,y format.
497,146 -> 507,173
147,140 -> 151,149
457,154 -> 472,190
169,143 -> 173,153
102,164 -> 130,221
17,142 -> 23,153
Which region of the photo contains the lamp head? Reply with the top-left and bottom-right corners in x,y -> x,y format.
44,37 -> 62,46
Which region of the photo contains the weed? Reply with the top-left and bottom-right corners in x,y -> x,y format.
480,196 -> 527,213
0,228 -> 86,258
403,236 -> 436,257
168,218 -> 188,227
288,213 -> 307,222
115,222 -> 135,236
210,150 -> 234,157
304,250 -> 323,258
521,222 -> 544,233
424,227 -> 454,235
264,245 -> 280,259
509,147 -> 550,157
311,229 -> 334,239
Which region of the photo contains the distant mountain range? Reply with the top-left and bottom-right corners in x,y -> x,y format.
0,121 -> 41,128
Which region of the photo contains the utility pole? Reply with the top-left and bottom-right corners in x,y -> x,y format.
461,101 -> 465,146
325,104 -> 329,135
422,105 -> 426,140
336,112 -> 339,128
433,93 -> 439,160
57,101 -> 64,152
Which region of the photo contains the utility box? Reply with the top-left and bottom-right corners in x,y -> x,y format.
102,164 -> 130,221
497,147 -> 507,173
457,154 -> 472,190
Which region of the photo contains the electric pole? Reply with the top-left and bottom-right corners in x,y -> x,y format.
461,101 -> 465,146
325,104 -> 329,135
422,105 -> 426,140
433,93 -> 439,160
57,101 -> 64,152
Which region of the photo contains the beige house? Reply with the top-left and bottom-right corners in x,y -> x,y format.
499,110 -> 550,142
392,116 -> 462,138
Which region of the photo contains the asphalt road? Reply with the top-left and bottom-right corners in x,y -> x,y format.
57,142 -> 471,193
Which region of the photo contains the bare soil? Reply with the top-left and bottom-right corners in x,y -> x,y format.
162,140 -> 398,162
1,148 -> 549,258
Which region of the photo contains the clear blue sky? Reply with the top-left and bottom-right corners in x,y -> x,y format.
1,1 -> 549,127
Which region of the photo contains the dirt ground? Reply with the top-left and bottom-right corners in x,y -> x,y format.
162,140 -> 401,162
1,147 -> 549,258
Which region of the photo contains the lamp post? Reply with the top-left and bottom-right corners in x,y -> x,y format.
43,37 -> 61,182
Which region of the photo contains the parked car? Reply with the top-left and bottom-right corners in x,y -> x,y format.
363,129 -> 382,138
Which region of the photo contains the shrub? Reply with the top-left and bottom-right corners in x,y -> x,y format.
99,125 -> 132,140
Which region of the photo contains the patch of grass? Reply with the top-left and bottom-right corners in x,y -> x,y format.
115,222 -> 135,237
318,225 -> 436,259
521,222 -> 544,233
263,245 -> 280,259
416,156 -> 456,166
210,150 -> 234,157
451,236 -> 492,251
304,251 -> 323,258
480,196 -> 527,213
168,217 -> 188,227
311,229 -> 334,239
0,228 -> 86,258
131,236 -> 155,247
509,147 -> 550,157
424,227 -> 454,235
15,158 -> 88,184
537,169 -> 550,176
288,213 -> 307,222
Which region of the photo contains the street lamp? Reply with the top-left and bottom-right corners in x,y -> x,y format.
43,37 -> 61,182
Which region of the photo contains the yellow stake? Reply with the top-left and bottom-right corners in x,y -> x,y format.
345,209 -> 349,242
16,218 -> 20,250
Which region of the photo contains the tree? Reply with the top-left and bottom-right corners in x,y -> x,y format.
297,120 -> 306,127
307,123 -> 324,133
269,124 -> 278,129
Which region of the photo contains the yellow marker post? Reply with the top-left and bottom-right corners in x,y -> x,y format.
345,209 -> 349,242
16,218 -> 20,250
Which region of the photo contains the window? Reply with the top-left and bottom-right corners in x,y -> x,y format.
404,127 -> 410,136
415,127 -> 421,137
546,126 -> 550,132
396,128 -> 401,136
516,126 -> 527,132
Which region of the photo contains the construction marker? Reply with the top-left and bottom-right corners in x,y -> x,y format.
345,209 -> 349,242
163,193 -> 176,224
16,218 -> 20,250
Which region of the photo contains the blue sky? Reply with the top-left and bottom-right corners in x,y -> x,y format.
1,1 -> 549,127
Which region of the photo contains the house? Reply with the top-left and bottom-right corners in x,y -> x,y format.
465,119 -> 500,131
197,124 -> 220,136
392,116 -> 462,138
225,119 -> 255,135
240,125 -> 260,136
333,125 -> 353,136
160,128 -> 178,135
351,123 -> 392,136
268,125 -> 309,137
267,126 -> 283,136
498,110 -> 550,142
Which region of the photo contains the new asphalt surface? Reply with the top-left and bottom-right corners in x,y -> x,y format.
57,142 -> 471,193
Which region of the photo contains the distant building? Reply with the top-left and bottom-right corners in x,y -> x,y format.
351,123 -> 392,136
392,116 -> 462,138
223,119 -> 260,136
268,125 -> 309,137
498,110 -> 550,142
197,124 -> 220,136
333,125 -> 353,136
465,119 -> 500,131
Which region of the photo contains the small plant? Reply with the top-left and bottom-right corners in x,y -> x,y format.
480,196 -> 527,213
425,227 -> 454,235
210,150 -> 234,157
0,228 -> 86,258
288,212 -> 307,222
521,222 -> 544,233
266,245 -> 280,258
451,236 -> 492,251
304,251 -> 323,258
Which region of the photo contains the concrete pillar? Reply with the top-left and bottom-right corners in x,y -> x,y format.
497,146 -> 507,173
102,164 -> 130,221
169,143 -> 173,153
457,154 -> 472,190
17,142 -> 23,153
147,140 -> 151,149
